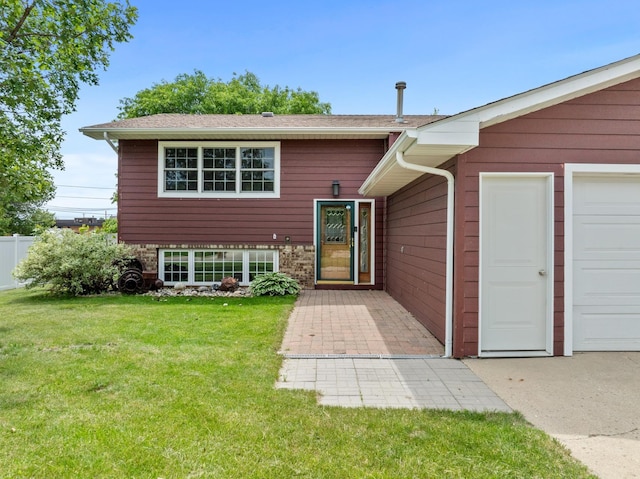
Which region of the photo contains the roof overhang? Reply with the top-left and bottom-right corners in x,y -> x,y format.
80,126 -> 407,141
359,124 -> 478,196
360,53 -> 640,197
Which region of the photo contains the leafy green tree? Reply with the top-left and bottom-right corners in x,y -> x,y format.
0,0 -> 137,235
117,70 -> 331,118
0,205 -> 55,235
0,155 -> 56,233
101,217 -> 117,233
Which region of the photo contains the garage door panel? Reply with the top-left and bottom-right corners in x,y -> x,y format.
574,260 -> 640,306
574,217 -> 640,260
573,174 -> 640,351
574,176 -> 640,215
574,307 -> 640,351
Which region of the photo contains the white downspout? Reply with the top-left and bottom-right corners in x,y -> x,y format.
395,151 -> 455,358
103,132 -> 118,154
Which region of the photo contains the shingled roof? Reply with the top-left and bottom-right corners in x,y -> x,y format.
81,113 -> 445,140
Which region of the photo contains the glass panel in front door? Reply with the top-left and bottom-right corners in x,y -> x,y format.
319,204 -> 352,280
358,203 -> 371,283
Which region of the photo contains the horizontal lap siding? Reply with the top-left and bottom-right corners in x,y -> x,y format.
118,139 -> 386,286
454,77 -> 640,357
385,159 -> 455,344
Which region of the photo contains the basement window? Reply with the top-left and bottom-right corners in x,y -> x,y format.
158,142 -> 280,198
159,249 -> 278,286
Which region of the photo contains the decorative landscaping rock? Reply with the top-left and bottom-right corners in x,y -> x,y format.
218,276 -> 239,292
145,277 -> 248,298
144,287 -> 251,298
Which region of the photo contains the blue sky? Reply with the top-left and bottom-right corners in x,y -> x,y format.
48,0 -> 640,218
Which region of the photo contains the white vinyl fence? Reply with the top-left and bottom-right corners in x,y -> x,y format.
0,235 -> 36,291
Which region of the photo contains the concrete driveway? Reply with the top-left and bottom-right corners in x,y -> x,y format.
465,352 -> 640,479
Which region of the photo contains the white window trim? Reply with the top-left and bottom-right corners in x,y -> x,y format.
157,141 -> 281,198
159,249 -> 279,286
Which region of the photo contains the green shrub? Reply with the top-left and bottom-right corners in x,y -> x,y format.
13,228 -> 134,296
101,217 -> 118,233
250,272 -> 301,296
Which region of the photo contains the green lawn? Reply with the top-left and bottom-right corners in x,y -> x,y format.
0,288 -> 593,478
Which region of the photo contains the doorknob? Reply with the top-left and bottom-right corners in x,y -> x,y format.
538,269 -> 547,276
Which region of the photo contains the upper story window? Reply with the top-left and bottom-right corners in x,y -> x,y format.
158,142 -> 280,198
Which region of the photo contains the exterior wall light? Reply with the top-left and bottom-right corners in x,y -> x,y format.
332,180 -> 340,197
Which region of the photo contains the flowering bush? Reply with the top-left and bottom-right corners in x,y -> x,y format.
13,228 -> 134,295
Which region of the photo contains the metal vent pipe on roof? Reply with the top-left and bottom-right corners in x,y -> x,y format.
395,81 -> 406,123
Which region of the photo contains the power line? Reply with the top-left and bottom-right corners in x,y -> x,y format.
56,195 -> 113,200
56,184 -> 115,190
47,206 -> 117,211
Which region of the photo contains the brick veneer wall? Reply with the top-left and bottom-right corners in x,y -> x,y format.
126,243 -> 316,289
278,245 -> 315,289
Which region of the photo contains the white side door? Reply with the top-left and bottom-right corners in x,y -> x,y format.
480,174 -> 553,356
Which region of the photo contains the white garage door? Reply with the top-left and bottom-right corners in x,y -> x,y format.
573,175 -> 640,351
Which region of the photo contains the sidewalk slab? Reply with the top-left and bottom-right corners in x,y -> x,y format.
277,357 -> 512,412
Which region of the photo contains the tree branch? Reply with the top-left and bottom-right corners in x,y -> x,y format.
5,2 -> 36,45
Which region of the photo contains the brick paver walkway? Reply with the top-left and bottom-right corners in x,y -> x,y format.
279,290 -> 443,357
276,290 -> 511,412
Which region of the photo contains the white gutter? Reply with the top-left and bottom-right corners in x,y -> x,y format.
395,150 -> 454,358
103,132 -> 118,153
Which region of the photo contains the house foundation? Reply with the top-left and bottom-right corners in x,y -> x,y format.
124,243 -> 316,289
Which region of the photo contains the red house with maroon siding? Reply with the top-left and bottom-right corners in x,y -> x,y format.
82,115 -> 439,292
83,54 -> 640,358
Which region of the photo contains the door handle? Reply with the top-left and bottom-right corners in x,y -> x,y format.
538,269 -> 546,276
